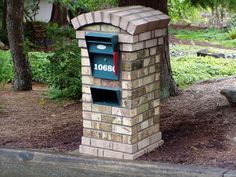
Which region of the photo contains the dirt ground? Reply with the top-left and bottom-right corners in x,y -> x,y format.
0,78 -> 235,169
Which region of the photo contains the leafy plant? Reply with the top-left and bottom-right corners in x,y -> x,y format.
47,40 -> 82,100
0,50 -> 13,86
171,56 -> 236,89
229,28 -> 236,39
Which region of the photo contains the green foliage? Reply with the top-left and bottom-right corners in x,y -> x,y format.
168,0 -> 201,24
228,15 -> 236,30
47,40 -> 82,100
171,56 -> 236,89
28,52 -> 52,83
0,50 -> 13,86
24,0 -> 40,22
46,23 -> 75,49
169,28 -> 236,48
0,50 -> 52,85
229,28 -> 236,39
49,0 -> 118,16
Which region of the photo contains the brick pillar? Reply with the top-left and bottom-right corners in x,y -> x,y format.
71,6 -> 170,160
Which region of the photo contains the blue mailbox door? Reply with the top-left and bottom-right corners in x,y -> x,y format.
92,54 -> 119,80
85,32 -> 119,80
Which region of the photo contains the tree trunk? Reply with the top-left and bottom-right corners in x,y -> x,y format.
7,0 -> 32,91
2,0 -> 7,30
119,0 -> 180,98
50,3 -> 68,26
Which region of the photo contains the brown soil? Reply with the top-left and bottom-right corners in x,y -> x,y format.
0,83 -> 82,152
0,78 -> 236,169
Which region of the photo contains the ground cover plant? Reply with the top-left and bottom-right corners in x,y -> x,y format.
170,27 -> 236,48
171,55 -> 236,89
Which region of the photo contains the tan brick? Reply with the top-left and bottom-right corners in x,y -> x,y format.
83,111 -> 91,120
82,93 -> 92,102
82,76 -> 92,85
93,11 -> 102,23
155,28 -> 166,37
112,107 -> 137,117
101,115 -> 122,124
71,17 -> 80,29
139,31 -> 151,41
150,47 -> 157,55
77,14 -> 87,26
82,85 -> 91,94
91,138 -> 113,149
154,107 -> 160,115
83,120 -> 92,128
138,136 -> 150,150
81,57 -> 90,66
111,134 -> 122,142
78,39 -> 87,48
149,132 -> 162,144
122,81 -> 132,89
140,119 -> 149,130
113,142 -> 138,153
158,37 -> 164,45
82,102 -> 92,111
101,80 -> 120,88
122,72 -> 132,80
112,125 -> 132,135
103,149 -> 124,159
137,49 -> 149,59
81,137 -> 91,146
121,52 -> 138,61
76,31 -> 85,39
102,12 -> 111,24
145,38 -> 158,48
155,73 -> 160,81
85,12 -> 94,24
79,145 -> 98,156
81,48 -> 89,57
122,135 -> 132,144
122,118 -> 132,126
91,113 -> 102,121
92,104 -> 112,114
118,33 -> 138,43
127,18 -> 148,35
81,66 -> 91,75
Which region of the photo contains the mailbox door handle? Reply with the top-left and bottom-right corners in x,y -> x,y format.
113,51 -> 118,76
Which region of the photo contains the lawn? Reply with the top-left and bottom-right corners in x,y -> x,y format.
170,28 -> 236,48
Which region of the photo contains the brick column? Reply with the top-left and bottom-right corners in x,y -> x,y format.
72,6 -> 170,160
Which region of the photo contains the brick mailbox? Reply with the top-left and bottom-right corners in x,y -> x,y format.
71,5 -> 170,160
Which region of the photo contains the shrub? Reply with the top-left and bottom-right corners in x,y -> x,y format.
228,15 -> 236,30
47,40 -> 82,100
229,28 -> 236,39
0,50 -> 13,86
28,52 -> 52,83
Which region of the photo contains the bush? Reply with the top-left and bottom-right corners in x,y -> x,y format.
47,40 -> 82,100
171,56 -> 236,89
229,28 -> 236,39
28,52 -> 52,83
0,50 -> 13,86
228,15 -> 236,30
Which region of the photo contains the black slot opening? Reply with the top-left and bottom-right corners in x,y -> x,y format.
91,87 -> 120,106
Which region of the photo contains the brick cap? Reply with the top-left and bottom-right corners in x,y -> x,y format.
71,6 -> 170,35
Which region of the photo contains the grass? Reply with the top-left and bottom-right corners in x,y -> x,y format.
171,56 -> 236,89
169,28 -> 236,48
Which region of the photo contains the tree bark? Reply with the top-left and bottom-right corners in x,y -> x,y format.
119,0 -> 180,98
7,0 -> 32,91
50,3 -> 68,26
2,0 -> 7,30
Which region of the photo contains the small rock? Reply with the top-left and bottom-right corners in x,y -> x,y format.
220,88 -> 236,106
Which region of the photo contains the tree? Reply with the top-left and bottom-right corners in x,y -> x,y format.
188,0 -> 236,27
119,0 -> 180,99
7,0 -> 32,91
